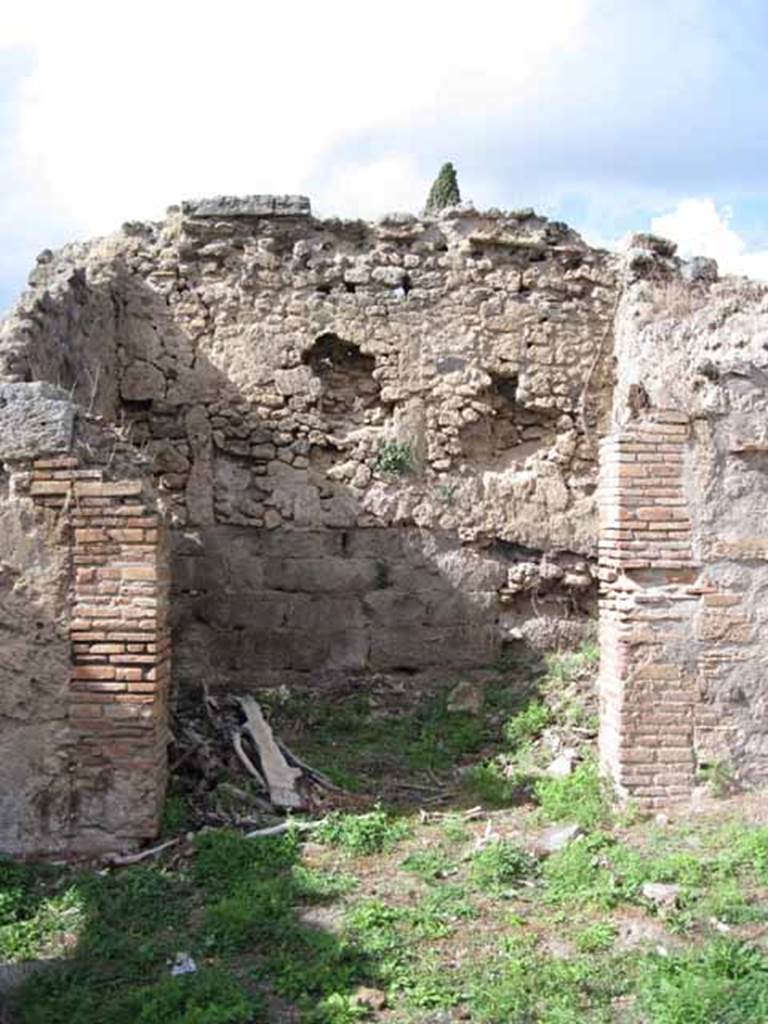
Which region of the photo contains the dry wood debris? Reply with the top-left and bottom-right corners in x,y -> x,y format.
166,687 -> 365,835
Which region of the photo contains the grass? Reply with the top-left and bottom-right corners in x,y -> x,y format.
534,760 -> 611,828
315,808 -> 411,857
470,840 -> 538,890
270,676 -> 526,799
11,790 -> 768,1023
0,859 -> 84,964
466,939 -> 637,1023
9,830 -> 373,1024
636,939 -> 768,1024
11,643 -> 768,1022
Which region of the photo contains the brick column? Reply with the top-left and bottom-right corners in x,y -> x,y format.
15,455 -> 170,850
597,413 -> 698,806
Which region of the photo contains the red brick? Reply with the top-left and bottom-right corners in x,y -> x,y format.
703,593 -> 741,607
74,480 -> 143,498
33,456 -> 79,469
120,566 -> 157,581
115,666 -> 144,681
73,665 -> 117,680
108,528 -> 144,543
30,480 -> 72,495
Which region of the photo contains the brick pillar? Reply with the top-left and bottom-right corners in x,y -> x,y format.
15,456 -> 170,850
597,413 -> 698,807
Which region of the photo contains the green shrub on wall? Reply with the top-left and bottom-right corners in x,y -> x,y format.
375,441 -> 413,475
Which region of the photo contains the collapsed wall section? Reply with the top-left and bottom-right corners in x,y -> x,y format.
0,383 -> 170,855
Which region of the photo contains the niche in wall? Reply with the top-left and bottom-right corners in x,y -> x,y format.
460,372 -> 559,468
303,333 -> 380,430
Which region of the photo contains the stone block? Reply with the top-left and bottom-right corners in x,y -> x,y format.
369,624 -> 493,671
0,382 -> 74,461
181,195 -> 311,219
263,556 -> 377,594
121,361 -> 166,402
364,590 -> 429,626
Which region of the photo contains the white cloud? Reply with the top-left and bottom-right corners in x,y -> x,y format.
1,0 -> 589,235
651,198 -> 768,281
314,155 -> 430,220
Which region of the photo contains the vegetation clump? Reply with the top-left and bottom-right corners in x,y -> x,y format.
374,440 -> 413,475
315,808 -> 411,856
424,161 -> 461,214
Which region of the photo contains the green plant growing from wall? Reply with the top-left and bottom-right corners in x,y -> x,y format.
425,162 -> 461,215
375,440 -> 413,475
438,481 -> 458,506
697,759 -> 735,797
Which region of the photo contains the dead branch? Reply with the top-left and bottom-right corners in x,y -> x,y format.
276,739 -> 342,792
232,729 -> 268,790
105,837 -> 181,866
237,696 -> 303,809
245,818 -> 326,839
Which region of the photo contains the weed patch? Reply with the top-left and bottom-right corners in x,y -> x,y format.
0,859 -> 83,964
316,808 -> 410,856
470,840 -> 538,890
466,936 -> 636,1022
374,441 -> 413,475
636,939 -> 768,1024
534,761 -> 611,828
504,699 -> 552,748
401,848 -> 456,882
462,760 -> 522,807
574,920 -> 618,953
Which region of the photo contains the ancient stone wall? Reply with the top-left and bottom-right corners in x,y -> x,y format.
1,198 -> 616,684
9,198 -> 768,819
0,384 -> 170,854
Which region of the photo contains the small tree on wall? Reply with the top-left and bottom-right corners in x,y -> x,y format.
425,162 -> 461,215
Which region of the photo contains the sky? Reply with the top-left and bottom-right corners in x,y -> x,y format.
2,0 -> 768,311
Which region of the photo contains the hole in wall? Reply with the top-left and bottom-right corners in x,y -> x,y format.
303,333 -> 380,430
459,373 -> 558,468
